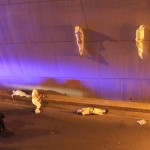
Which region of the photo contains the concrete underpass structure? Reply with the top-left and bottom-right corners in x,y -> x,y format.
0,0 -> 150,102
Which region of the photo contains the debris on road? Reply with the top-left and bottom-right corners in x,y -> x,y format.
76,107 -> 108,116
137,119 -> 146,125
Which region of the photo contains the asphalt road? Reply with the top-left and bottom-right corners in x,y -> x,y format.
0,99 -> 150,150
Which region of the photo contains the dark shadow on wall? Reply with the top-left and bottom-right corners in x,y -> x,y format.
64,79 -> 99,98
40,78 -> 101,98
83,28 -> 117,65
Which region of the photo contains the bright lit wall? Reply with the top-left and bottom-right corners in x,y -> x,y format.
0,0 -> 150,102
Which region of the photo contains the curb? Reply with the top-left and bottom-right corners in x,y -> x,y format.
1,93 -> 150,112
47,95 -> 150,112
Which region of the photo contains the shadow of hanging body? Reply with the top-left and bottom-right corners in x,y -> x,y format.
83,28 -> 117,65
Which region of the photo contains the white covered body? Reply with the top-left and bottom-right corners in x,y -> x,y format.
135,25 -> 144,59
31,90 -> 41,114
77,107 -> 107,116
75,26 -> 84,56
11,90 -> 31,98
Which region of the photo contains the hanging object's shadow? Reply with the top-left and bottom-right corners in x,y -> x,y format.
83,29 -> 117,65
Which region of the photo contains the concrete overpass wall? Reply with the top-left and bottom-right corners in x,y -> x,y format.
0,0 -> 150,102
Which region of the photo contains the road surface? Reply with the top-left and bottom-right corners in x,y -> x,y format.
0,99 -> 150,150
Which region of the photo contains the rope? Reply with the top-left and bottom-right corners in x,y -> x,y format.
139,0 -> 143,25
80,0 -> 88,29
